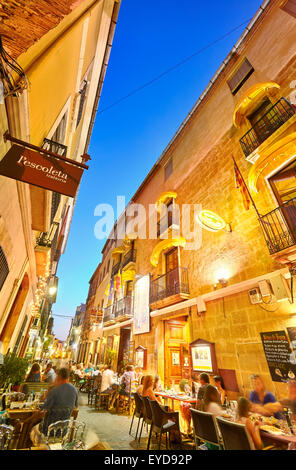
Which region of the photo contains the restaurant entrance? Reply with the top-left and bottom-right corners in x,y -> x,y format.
117,327 -> 131,373
164,316 -> 190,387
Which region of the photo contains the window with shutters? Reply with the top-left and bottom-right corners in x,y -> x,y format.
164,158 -> 173,181
281,0 -> 296,18
0,246 -> 9,291
76,80 -> 88,128
227,58 -> 254,95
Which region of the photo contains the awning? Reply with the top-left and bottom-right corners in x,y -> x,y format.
150,237 -> 186,267
233,82 -> 280,128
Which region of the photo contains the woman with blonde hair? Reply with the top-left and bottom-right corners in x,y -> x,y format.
141,375 -> 162,404
237,397 -> 263,450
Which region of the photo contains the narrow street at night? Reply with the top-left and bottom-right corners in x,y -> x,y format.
1,0 -> 296,460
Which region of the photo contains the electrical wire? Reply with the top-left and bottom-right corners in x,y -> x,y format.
98,17 -> 252,114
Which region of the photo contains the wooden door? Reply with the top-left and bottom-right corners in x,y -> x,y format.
168,346 -> 182,382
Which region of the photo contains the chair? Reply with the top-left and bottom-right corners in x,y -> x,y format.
139,395 -> 153,445
89,375 -> 102,407
20,382 -> 49,395
47,418 -> 86,450
0,424 -> 14,450
190,408 -> 222,450
148,398 -> 182,450
87,377 -> 96,405
216,416 -> 253,450
129,393 -> 144,441
118,378 -> 134,415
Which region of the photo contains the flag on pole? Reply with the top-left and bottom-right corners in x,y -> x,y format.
233,159 -> 251,211
108,277 -> 114,300
115,270 -> 122,295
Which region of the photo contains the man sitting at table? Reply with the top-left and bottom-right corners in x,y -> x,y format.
30,368 -> 78,444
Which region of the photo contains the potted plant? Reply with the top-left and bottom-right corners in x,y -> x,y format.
0,353 -> 29,389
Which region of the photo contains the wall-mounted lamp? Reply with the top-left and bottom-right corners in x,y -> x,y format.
214,267 -> 231,289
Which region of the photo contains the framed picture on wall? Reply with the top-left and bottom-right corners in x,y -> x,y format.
135,345 -> 147,370
190,339 -> 217,374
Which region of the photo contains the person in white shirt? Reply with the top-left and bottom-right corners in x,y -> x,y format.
101,365 -> 114,393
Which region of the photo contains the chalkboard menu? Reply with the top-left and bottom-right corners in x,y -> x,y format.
260,331 -> 296,382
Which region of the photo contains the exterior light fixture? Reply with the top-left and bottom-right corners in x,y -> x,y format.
48,275 -> 59,303
196,210 -> 231,233
215,267 -> 231,288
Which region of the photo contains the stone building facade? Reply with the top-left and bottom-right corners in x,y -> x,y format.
78,0 -> 296,399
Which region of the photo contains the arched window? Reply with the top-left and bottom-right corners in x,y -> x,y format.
0,246 -> 9,291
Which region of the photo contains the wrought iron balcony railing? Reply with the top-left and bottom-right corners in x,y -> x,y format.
259,198 -> 296,255
103,305 -> 115,323
36,222 -> 59,248
114,296 -> 133,319
111,261 -> 121,277
240,98 -> 295,157
42,138 -> 68,156
122,248 -> 136,268
150,267 -> 189,304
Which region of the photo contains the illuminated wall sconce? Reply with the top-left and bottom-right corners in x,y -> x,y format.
214,267 -> 231,289
196,210 -> 232,233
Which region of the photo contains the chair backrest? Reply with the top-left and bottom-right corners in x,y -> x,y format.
20,382 -> 49,394
47,418 -> 86,449
0,424 -> 14,450
190,408 -> 220,446
94,375 -> 102,390
140,395 -> 152,420
133,393 -> 143,414
216,417 -> 253,450
148,398 -> 165,429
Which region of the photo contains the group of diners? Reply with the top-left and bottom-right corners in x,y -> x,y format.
133,372 -> 296,450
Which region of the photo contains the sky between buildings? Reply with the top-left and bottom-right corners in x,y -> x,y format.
52,0 -> 263,340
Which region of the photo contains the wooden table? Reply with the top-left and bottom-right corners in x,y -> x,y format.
260,429 -> 296,448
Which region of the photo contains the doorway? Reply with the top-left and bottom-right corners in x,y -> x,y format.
164,317 -> 189,387
117,327 -> 131,373
0,273 -> 29,354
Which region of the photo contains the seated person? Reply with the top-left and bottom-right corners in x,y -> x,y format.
136,375 -> 145,395
213,375 -> 227,406
84,363 -> 94,375
26,363 -> 41,383
200,384 -> 225,450
120,365 -> 135,396
43,362 -> 56,384
196,373 -> 210,409
30,368 -> 78,443
153,375 -> 163,393
249,374 -> 282,419
141,375 -> 162,404
280,380 -> 296,419
101,365 -> 114,393
236,397 -> 263,450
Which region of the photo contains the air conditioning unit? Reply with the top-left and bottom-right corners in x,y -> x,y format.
258,280 -> 272,298
248,288 -> 262,305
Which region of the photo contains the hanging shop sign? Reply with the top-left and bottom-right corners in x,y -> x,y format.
133,275 -> 150,335
0,134 -> 89,197
189,338 -> 218,374
260,330 -> 296,382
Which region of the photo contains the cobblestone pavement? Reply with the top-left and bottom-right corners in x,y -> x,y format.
78,393 -> 147,450
77,393 -> 192,450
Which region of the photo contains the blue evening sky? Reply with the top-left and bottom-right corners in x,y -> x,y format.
53,0 -> 263,340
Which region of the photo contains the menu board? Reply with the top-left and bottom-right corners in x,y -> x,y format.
260,331 -> 296,382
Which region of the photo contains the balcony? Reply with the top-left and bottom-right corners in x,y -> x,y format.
150,267 -> 190,309
259,198 -> 296,263
122,248 -> 136,269
36,222 -> 59,249
111,261 -> 121,277
114,296 -> 133,321
240,98 -> 295,158
103,305 -> 115,325
42,138 -> 67,156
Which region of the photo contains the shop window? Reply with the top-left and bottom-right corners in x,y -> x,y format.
281,0 -> 296,18
0,246 -> 9,291
227,58 -> 254,95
